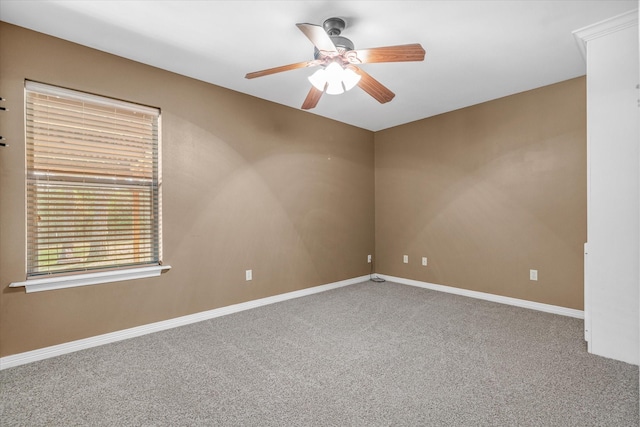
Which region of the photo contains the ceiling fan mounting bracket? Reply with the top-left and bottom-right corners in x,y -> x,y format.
323,17 -> 346,36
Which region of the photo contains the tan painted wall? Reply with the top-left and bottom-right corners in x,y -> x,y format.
0,22 -> 587,358
0,23 -> 375,357
375,77 -> 587,310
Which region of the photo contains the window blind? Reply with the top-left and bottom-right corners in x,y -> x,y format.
25,81 -> 161,277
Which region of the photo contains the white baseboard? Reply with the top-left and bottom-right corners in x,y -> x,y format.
1,273 -> 584,370
376,274 -> 584,319
0,275 -> 369,370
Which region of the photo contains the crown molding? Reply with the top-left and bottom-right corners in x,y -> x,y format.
572,9 -> 638,62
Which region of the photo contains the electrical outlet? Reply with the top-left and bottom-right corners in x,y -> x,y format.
529,269 -> 538,281
422,257 -> 428,266
367,254 -> 372,263
403,255 -> 409,264
246,269 -> 252,281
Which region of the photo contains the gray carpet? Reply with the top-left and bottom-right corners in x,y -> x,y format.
1,281 -> 638,426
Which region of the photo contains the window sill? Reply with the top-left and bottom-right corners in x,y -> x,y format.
9,265 -> 172,293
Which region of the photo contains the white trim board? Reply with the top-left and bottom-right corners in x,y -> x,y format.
0,275 -> 369,370
377,274 -> 584,319
10,265 -> 172,293
1,273 -> 584,370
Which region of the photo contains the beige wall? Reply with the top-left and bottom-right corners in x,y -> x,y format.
375,77 -> 587,310
0,23 -> 375,357
0,22 -> 587,358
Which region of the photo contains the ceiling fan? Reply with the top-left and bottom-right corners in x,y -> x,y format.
245,17 -> 425,110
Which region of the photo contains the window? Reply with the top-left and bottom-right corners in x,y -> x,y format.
13,81 -> 168,292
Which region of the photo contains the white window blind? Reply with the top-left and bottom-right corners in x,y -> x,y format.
25,81 -> 162,278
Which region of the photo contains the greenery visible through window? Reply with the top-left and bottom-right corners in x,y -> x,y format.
25,81 -> 161,277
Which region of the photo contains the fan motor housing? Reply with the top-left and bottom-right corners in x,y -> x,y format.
330,35 -> 354,51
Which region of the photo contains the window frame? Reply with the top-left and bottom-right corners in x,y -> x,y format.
10,81 -> 170,293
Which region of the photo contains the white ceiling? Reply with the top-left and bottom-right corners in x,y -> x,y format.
1,1 -> 636,131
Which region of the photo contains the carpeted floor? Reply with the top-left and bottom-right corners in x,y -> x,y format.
1,281 -> 638,426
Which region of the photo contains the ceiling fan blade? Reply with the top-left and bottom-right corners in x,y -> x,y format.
245,60 -> 321,79
346,43 -> 425,64
296,23 -> 338,56
301,86 -> 324,110
350,66 -> 395,104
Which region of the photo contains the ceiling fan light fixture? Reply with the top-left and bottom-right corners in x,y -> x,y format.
325,62 -> 344,83
311,61 -> 357,95
326,80 -> 345,95
308,68 -> 327,91
342,67 -> 361,91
